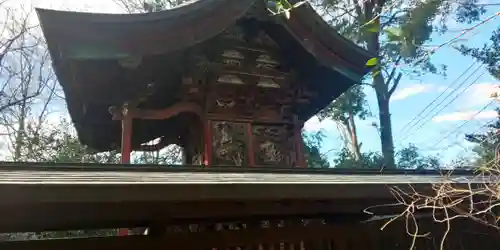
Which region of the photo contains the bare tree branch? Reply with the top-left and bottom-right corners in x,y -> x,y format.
0,4 -> 42,114
365,143 -> 500,248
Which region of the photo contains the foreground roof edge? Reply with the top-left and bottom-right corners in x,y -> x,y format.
0,161 -> 483,176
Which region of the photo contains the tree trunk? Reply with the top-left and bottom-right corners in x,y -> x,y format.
347,110 -> 362,161
374,77 -> 396,168
13,84 -> 28,161
364,2 -> 396,169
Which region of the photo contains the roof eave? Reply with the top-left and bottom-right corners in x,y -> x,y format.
287,2 -> 374,77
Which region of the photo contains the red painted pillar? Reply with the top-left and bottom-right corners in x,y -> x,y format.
203,120 -> 212,167
120,116 -> 133,164
247,123 -> 255,167
294,122 -> 306,168
118,228 -> 129,236
119,110 -> 133,236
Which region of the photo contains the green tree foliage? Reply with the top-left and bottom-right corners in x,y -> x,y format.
458,28 -> 499,80
318,85 -> 370,161
143,0 -> 168,12
17,118 -> 184,165
396,144 -> 440,169
16,118 -> 119,163
465,108 -> 500,167
452,2 -> 500,164
333,148 -> 384,168
311,0 -> 457,168
303,131 -> 331,168
334,143 -> 440,169
454,0 -> 487,24
451,0 -> 498,79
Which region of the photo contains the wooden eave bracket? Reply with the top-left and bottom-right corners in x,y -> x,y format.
110,102 -> 203,121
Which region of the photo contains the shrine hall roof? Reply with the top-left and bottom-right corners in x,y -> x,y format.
36,0 -> 374,151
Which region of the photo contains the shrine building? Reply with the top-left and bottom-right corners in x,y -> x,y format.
36,0 -> 372,166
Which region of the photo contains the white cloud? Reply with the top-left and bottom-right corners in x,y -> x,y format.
0,0 -> 125,34
432,110 -> 498,123
394,82 -> 499,107
303,116 -> 337,132
391,83 -> 436,101
1,0 -> 124,15
478,0 -> 493,4
461,82 -> 499,108
33,0 -> 123,13
0,125 -> 10,160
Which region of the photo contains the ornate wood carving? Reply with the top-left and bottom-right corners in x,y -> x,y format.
175,24 -> 312,167
221,49 -> 244,67
212,121 -> 248,166
222,50 -> 244,59
217,74 -> 245,85
257,78 -> 280,88
252,125 -> 295,166
206,84 -> 252,117
215,99 -> 236,109
256,54 -> 279,69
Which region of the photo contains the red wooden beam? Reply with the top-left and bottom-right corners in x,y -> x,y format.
207,115 -> 292,125
120,115 -> 133,165
119,111 -> 133,236
203,120 -> 213,167
112,102 -> 202,120
294,122 -> 306,168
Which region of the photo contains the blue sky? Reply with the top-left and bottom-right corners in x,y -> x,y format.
305,7 -> 500,165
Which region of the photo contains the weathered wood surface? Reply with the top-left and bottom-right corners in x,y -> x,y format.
0,198 -> 389,233
0,170 -> 483,183
0,163 -> 486,184
0,165 -> 487,203
0,222 -> 343,250
0,163 -> 491,233
1,218 -> 498,250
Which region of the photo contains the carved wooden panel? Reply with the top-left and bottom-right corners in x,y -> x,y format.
181,24 -> 303,124
252,124 -> 295,166
207,85 -> 253,117
256,53 -> 279,70
221,49 -> 245,68
257,78 -> 280,88
217,74 -> 245,85
253,87 -> 288,120
212,121 -> 248,166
